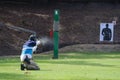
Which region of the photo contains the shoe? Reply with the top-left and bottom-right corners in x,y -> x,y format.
21,64 -> 25,71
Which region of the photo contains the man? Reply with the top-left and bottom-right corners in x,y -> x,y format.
102,24 -> 112,41
20,35 -> 40,70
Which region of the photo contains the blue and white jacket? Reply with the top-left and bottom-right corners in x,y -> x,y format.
21,40 -> 36,56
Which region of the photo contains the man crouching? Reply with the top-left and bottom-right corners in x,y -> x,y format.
20,35 -> 40,70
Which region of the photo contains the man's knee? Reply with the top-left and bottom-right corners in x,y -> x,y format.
25,61 -> 40,70
26,65 -> 40,70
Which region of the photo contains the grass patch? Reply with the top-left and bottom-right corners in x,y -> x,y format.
0,52 -> 120,80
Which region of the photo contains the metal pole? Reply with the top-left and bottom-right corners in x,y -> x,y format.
53,10 -> 60,59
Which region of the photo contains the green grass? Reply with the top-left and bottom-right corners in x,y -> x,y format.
0,52 -> 120,80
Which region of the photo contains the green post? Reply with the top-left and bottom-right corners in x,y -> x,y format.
53,10 -> 60,59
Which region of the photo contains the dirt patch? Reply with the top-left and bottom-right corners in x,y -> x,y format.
59,44 -> 120,52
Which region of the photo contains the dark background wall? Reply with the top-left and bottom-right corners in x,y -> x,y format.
0,0 -> 120,3
0,2 -> 120,55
